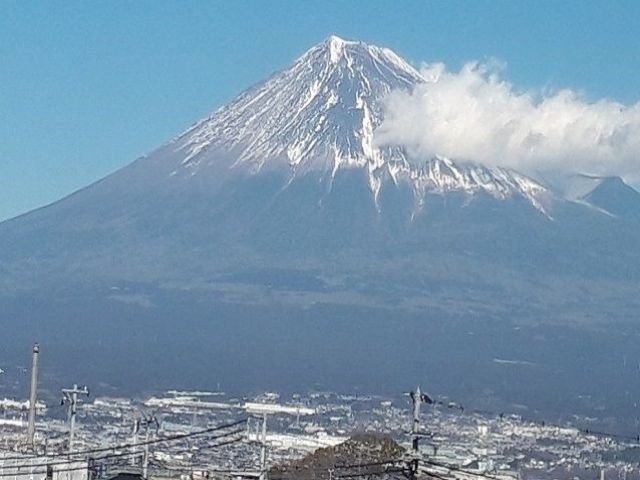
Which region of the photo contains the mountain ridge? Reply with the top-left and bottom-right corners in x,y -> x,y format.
4,35 -> 636,225
135,35 -> 555,216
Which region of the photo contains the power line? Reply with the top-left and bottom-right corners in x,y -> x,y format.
270,454 -> 510,480
146,463 -> 250,474
0,418 -> 246,462
10,429 -> 244,468
335,461 -> 402,470
334,468 -> 407,478
421,469 -> 454,480
422,459 -> 508,480
268,459 -> 406,480
271,469 -> 406,480
273,459 -> 401,473
427,397 -> 640,445
0,433 -> 245,478
0,428 -> 244,473
97,436 -> 244,477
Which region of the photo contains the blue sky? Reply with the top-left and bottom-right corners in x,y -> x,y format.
1,1 -> 639,221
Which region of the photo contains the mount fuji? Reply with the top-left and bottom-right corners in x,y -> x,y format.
2,37 -> 640,409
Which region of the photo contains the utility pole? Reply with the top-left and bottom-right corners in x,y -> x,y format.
407,386 -> 433,478
259,413 -> 268,480
140,413 -> 159,479
143,427 -> 150,479
130,418 -> 140,466
61,384 -> 89,452
409,386 -> 433,452
26,343 -> 40,449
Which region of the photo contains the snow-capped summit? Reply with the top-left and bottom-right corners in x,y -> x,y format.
176,35 -> 423,175
171,36 -> 549,213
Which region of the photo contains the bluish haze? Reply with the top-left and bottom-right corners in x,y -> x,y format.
1,0 -> 639,221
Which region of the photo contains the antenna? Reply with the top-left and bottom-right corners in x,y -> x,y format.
61,384 -> 90,452
26,343 -> 40,449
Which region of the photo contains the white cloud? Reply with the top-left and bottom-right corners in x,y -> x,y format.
375,61 -> 640,181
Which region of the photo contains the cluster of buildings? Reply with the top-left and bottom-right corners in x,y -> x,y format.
0,346 -> 638,480
0,388 -> 639,480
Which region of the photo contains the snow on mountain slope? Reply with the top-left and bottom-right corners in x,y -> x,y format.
176,35 -> 421,172
405,157 -> 551,214
170,35 -> 551,214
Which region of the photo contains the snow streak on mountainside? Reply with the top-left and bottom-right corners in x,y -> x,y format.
408,157 -> 551,215
172,36 -> 551,214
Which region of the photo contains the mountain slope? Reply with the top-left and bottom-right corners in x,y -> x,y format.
1,36 -> 640,406
0,35 -> 638,292
0,36 -> 564,287
150,35 -> 551,213
581,176 -> 640,220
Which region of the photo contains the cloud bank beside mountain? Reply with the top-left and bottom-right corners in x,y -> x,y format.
375,61 -> 640,181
